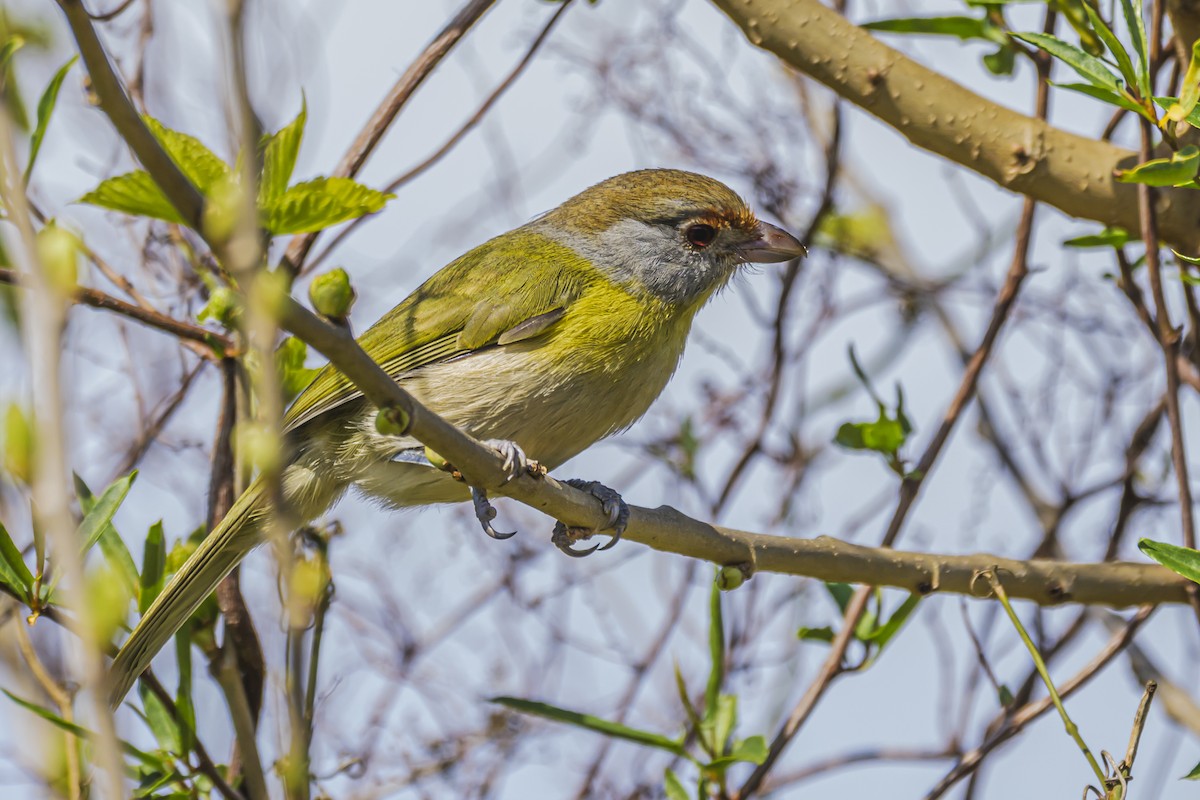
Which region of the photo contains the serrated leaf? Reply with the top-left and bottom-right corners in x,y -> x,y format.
1011,31 -> 1122,92
262,177 -> 394,234
78,471 -> 136,555
0,519 -> 33,596
1138,538 -> 1200,584
664,770 -> 690,800
259,100 -> 306,207
491,697 -> 688,757
1080,3 -> 1137,96
1050,82 -> 1145,117
1116,145 -> 1200,187
24,56 -> 76,184
143,117 -> 229,195
1064,226 -> 1132,249
139,521 -> 165,614
80,171 -> 185,225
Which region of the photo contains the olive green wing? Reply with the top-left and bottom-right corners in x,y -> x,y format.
283,229 -> 591,433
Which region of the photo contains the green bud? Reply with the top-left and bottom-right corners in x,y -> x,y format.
197,286 -> 242,328
423,445 -> 449,471
201,173 -> 245,245
716,564 -> 748,592
3,404 -> 33,483
308,267 -> 356,320
35,223 -> 81,292
235,421 -> 282,473
375,405 -> 410,437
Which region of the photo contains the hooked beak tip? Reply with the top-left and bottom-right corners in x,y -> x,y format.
739,221 -> 806,264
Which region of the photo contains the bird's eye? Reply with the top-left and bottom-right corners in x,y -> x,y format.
685,223 -> 717,249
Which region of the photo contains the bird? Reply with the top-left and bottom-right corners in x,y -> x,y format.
106,168 -> 805,708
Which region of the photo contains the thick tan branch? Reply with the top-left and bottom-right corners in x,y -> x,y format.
710,0 -> 1200,252
280,299 -> 1190,609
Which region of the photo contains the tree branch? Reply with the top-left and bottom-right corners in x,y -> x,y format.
708,0 -> 1200,252
55,0 -> 205,230
278,299 -> 1192,609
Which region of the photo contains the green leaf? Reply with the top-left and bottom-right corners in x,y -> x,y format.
705,576 -> 724,721
175,621 -> 195,752
1168,39 -> 1200,123
1063,226 -> 1132,249
862,593 -> 920,651
1138,538 -> 1200,584
1176,250 -> 1200,266
24,56 -> 76,184
1080,3 -> 1137,96
1050,82 -> 1145,117
3,689 -> 161,766
260,100 -> 306,207
699,694 -> 737,758
137,682 -> 181,753
276,336 -> 320,403
664,770 -> 690,800
143,117 -> 229,195
1116,145 -> 1200,186
0,519 -> 33,596
139,521 -> 165,614
825,581 -> 855,613
77,471 -> 136,555
1183,758 -> 1200,780
796,625 -> 835,643
673,662 -> 703,740
1011,31 -> 1122,92
0,37 -> 25,72
731,736 -> 768,764
491,697 -> 688,757
863,16 -> 1002,45
262,177 -> 394,234
75,473 -> 139,600
80,171 -> 185,225
1119,0 -> 1150,99
982,44 -> 1016,76
998,684 -> 1014,706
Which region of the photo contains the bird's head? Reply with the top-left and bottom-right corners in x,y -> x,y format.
533,169 -> 805,308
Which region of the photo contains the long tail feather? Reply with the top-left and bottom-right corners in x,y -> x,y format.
108,477 -> 268,709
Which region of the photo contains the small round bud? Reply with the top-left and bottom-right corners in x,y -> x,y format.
375,405 -> 410,437
716,564 -> 748,592
424,446 -> 449,471
308,267 -> 356,320
35,223 -> 81,292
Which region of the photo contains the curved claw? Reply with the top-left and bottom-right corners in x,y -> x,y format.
552,522 -> 601,557
551,479 -> 628,557
471,486 -> 517,540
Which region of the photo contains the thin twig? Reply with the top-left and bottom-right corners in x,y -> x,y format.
280,0 -> 500,277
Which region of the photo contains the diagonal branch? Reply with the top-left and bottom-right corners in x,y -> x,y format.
709,0 -> 1200,253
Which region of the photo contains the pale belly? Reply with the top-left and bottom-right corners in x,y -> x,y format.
287,333 -> 686,511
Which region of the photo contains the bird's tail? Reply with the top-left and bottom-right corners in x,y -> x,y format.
108,476 -> 269,709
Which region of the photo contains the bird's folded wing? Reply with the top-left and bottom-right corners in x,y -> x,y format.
284,231 -> 592,433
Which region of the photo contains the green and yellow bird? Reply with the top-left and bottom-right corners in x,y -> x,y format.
107,169 -> 804,707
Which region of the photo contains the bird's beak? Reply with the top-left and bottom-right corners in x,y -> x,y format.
738,221 -> 806,263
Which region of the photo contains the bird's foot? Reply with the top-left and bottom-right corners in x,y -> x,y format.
471,486 -> 516,540
468,439 -> 544,541
551,479 -> 628,558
